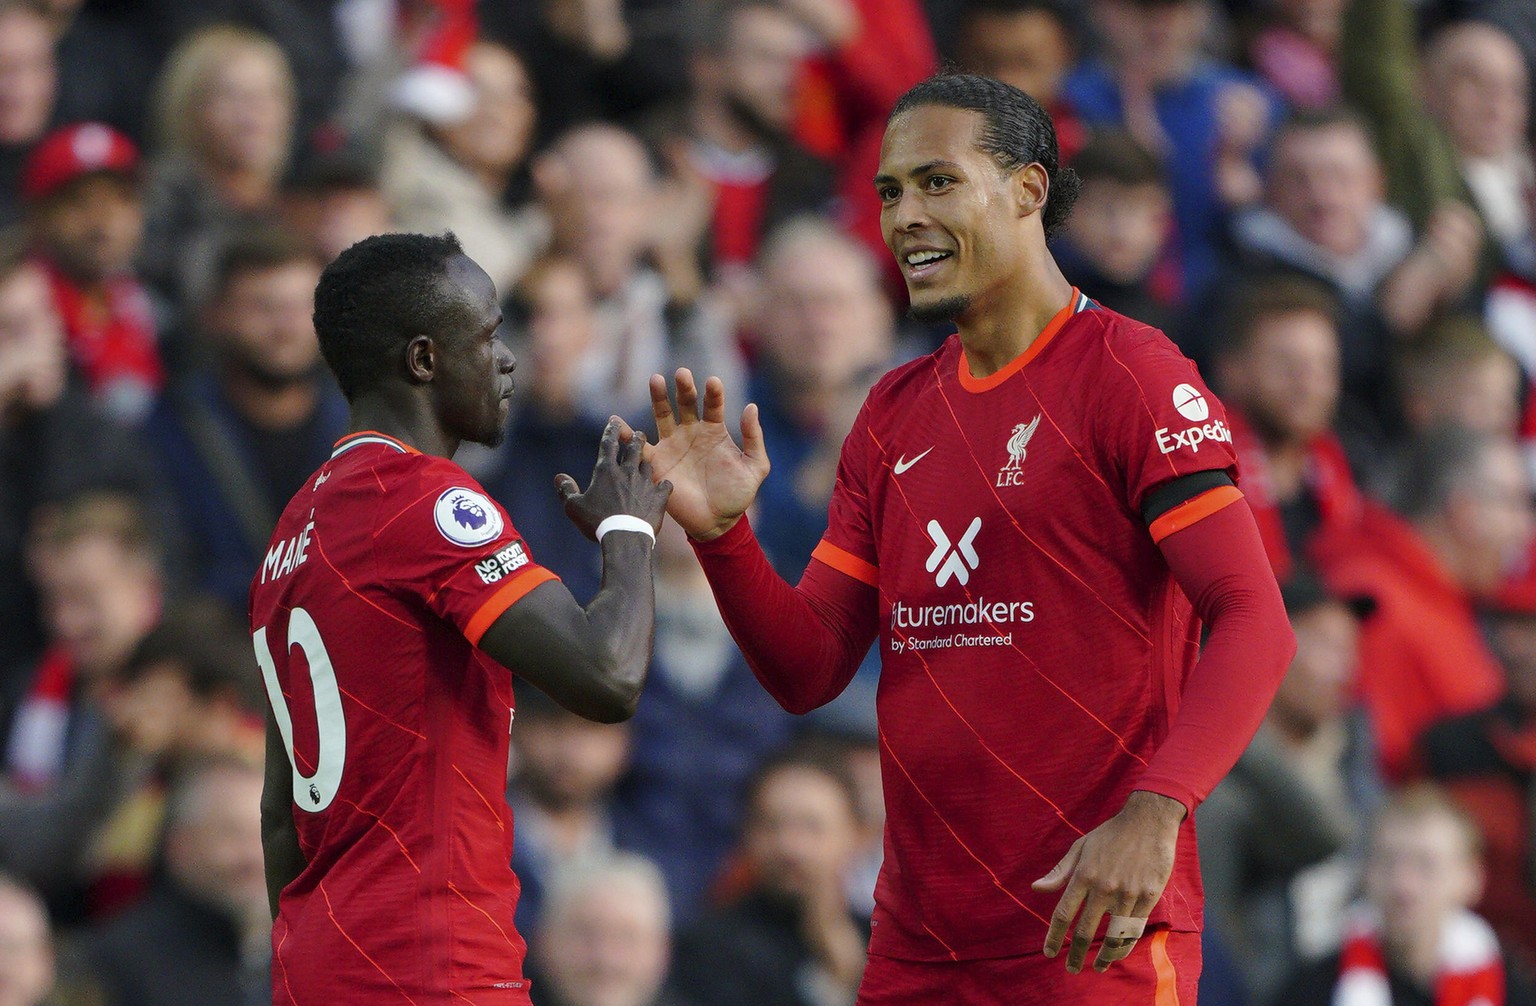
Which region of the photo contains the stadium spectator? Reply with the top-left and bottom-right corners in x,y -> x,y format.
0,241 -> 153,678
481,0 -> 692,146
0,872 -> 54,1006
532,122 -> 743,421
611,519 -> 797,923
0,493 -> 161,912
140,26 -> 295,312
0,875 -> 53,1006
1198,569 -> 1383,1005
1421,598 -> 1536,965
48,0 -> 158,148
0,3 -> 57,229
279,154 -> 393,266
1225,109 -> 1480,425
1245,0 -> 1345,109
79,601 -> 265,916
1395,320 -> 1523,442
670,746 -> 869,1006
83,756 -> 270,1006
1276,785 -> 1536,1005
1063,0 -> 1280,298
528,854 -> 686,1006
22,122 -> 160,426
1342,0 -> 1533,284
478,256 -> 610,602
1052,130 -> 1178,333
508,685 -> 631,936
1313,426 -> 1533,781
142,228 -> 342,610
641,0 -> 832,281
746,219 -> 898,578
1211,276 -> 1363,580
953,0 -> 1086,163
380,40 -> 544,294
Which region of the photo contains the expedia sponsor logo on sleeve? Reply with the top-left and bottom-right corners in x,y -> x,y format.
475,541 -> 530,584
1155,383 -> 1232,454
1155,419 -> 1232,455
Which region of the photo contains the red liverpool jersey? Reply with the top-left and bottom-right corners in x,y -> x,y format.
249,430 -> 558,1004
811,291 -> 1238,961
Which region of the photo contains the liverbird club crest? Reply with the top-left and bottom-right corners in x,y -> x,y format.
996,414 -> 1040,488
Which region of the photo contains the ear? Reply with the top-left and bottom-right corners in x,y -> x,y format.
406,334 -> 436,384
1015,163 -> 1050,221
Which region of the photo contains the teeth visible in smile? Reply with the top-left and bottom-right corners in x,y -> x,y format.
906,250 -> 951,266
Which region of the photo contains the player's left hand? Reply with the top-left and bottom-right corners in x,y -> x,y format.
1031,790 -> 1185,973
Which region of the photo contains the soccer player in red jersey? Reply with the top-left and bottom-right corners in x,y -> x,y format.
635,75 -> 1295,1003
250,233 -> 670,1004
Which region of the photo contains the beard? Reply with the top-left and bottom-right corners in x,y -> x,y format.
230,355 -> 322,391
908,294 -> 972,325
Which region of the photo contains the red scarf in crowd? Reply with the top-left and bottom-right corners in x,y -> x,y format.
1336,907 -> 1504,1006
3,645 -> 77,792
1225,406 -> 1362,581
40,257 -> 162,418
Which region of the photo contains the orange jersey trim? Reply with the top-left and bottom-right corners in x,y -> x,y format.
956,287 -> 1080,394
331,430 -> 422,456
1148,485 -> 1243,544
464,567 -> 559,646
811,540 -> 879,587
1150,930 -> 1181,1006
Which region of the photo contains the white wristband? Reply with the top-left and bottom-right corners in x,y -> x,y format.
595,514 -> 656,545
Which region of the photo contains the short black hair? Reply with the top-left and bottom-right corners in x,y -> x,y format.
312,231 -> 466,400
209,226 -> 318,303
1391,424 -> 1501,521
960,0 -> 1075,32
120,599 -> 263,712
890,73 -> 1081,239
1071,129 -> 1163,188
743,740 -> 862,826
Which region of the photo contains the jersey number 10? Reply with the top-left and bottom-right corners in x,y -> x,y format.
253,607 -> 347,813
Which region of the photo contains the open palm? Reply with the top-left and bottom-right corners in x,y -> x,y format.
637,369 -> 770,540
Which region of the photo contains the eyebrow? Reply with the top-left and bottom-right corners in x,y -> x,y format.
873,159 -> 963,187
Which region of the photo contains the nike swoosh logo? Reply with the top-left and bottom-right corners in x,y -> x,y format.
894,447 -> 934,474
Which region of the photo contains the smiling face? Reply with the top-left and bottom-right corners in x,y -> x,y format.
433,255 -> 515,448
877,104 -> 1040,324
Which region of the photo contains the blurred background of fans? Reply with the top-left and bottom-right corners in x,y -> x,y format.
4,1 -> 1536,1003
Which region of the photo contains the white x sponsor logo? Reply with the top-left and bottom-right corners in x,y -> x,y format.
926,517 -> 982,587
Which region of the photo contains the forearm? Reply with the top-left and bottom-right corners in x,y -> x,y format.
692,517 -> 876,714
576,532 -> 658,718
261,716 -> 305,920
1136,499 -> 1295,813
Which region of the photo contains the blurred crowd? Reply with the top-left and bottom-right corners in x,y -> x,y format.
3,0 -> 1536,1004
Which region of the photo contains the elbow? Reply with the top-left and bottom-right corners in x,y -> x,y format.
576,654 -> 644,723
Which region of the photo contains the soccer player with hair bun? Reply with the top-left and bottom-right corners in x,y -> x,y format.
638,74 -> 1294,1002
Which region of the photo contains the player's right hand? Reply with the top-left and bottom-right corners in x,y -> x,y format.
554,416 -> 672,541
629,368 -> 770,541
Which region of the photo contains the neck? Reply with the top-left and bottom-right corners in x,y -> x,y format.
1414,519 -> 1482,594
223,368 -> 318,430
208,163 -> 276,211
1264,439 -> 1309,500
347,394 -> 457,458
1384,924 -> 1443,990
956,257 -> 1073,378
692,97 -> 762,156
1265,706 -> 1319,745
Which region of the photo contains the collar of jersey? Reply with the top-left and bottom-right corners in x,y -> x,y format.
956,287 -> 1091,394
330,430 -> 421,459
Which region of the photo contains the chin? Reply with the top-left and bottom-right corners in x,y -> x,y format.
907,293 -> 972,325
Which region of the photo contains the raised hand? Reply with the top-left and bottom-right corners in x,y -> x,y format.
555,416 -> 672,541
635,368 -> 769,541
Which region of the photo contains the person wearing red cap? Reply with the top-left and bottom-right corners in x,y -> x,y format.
22,121 -> 162,426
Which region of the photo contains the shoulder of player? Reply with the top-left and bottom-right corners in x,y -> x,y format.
863,338 -> 953,416
1074,307 -> 1195,381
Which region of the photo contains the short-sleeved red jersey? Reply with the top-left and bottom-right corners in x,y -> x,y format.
812,292 -> 1238,962
249,430 -> 558,1004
